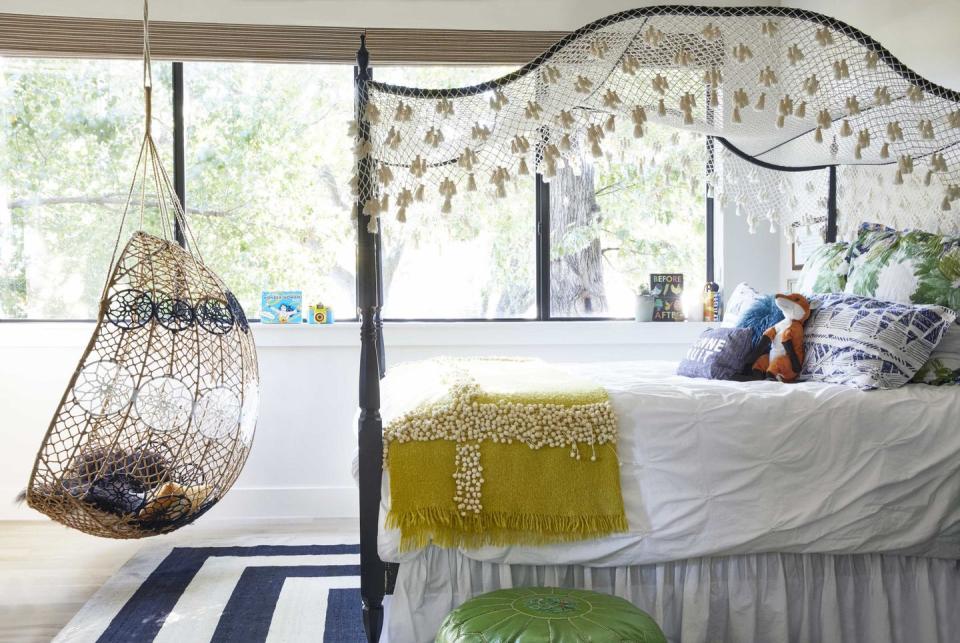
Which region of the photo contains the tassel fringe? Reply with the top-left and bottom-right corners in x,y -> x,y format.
386,507 -> 629,552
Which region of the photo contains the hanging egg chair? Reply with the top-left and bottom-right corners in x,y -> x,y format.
24,2 -> 260,538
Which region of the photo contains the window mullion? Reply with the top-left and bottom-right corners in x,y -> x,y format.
706,135 -> 715,283
535,172 -> 551,320
826,165 -> 838,242
172,61 -> 186,248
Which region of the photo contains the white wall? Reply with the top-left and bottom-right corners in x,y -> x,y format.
716,201 -> 782,297
0,321 -> 708,521
785,0 -> 960,92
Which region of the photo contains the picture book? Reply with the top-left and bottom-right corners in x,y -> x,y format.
650,273 -> 684,322
260,290 -> 302,324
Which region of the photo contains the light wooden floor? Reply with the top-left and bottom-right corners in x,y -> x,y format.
0,518 -> 358,643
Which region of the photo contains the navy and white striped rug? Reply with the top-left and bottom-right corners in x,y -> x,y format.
55,542 -> 367,642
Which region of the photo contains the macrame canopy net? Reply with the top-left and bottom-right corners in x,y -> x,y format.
352,6 -> 960,240
25,2 -> 260,539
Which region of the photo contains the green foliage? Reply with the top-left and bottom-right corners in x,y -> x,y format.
912,247 -> 960,310
799,242 -> 850,294
0,58 -> 173,318
849,228 -> 960,311
847,236 -> 895,297
913,357 -> 960,385
182,62 -> 357,315
589,128 -> 707,295
0,59 -> 357,319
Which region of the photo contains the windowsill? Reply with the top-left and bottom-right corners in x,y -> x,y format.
0,319 -> 715,349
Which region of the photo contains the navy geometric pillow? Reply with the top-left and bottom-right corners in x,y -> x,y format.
801,293 -> 956,390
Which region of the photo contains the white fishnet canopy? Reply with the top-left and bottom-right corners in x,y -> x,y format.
713,145 -> 829,241
353,6 -> 960,234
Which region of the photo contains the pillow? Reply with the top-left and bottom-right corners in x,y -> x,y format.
844,225 -> 960,310
845,223 -> 960,384
801,293 -> 956,390
913,322 -> 960,385
721,282 -> 761,327
795,242 -> 850,294
736,295 -> 784,345
677,327 -> 756,380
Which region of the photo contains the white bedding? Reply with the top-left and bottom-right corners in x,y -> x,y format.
364,360 -> 960,567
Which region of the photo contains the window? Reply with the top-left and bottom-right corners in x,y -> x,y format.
0,58 -> 172,319
549,128 -> 707,317
380,176 -> 536,319
183,62 -> 356,318
0,58 -> 711,322
375,66 -> 535,319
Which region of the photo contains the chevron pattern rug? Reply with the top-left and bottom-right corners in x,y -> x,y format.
55,541 -> 368,642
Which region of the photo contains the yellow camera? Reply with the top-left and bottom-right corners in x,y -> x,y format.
308,304 -> 334,325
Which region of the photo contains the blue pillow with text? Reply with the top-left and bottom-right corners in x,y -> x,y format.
677,327 -> 755,380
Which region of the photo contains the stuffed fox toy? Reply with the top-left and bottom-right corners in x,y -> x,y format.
750,293 -> 811,382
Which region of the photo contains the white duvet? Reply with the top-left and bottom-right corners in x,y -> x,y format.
365,360 -> 960,567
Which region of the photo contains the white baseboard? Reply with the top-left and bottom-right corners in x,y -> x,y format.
207,486 -> 359,519
1,486 -> 31,521
0,485 -> 359,521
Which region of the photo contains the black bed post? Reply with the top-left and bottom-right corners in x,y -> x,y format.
355,33 -> 386,643
375,230 -> 386,378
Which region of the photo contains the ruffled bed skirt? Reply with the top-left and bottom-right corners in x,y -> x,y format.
389,547 -> 960,642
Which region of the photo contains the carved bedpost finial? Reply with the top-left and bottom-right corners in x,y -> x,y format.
356,31 -> 370,76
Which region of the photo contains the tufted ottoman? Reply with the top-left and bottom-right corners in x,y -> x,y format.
435,587 -> 667,642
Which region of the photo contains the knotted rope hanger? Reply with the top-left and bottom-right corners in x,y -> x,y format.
102,0 -> 207,299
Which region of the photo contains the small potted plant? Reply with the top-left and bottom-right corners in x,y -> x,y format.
635,285 -> 655,322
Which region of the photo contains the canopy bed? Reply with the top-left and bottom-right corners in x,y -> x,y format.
351,6 -> 960,642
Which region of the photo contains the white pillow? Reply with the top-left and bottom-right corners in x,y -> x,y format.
721,282 -> 761,327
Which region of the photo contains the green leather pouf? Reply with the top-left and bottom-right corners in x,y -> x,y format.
435,587 -> 668,642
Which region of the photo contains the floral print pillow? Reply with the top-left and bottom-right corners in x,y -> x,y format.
844,223 -> 960,385
795,242 -> 850,294
844,226 -> 960,311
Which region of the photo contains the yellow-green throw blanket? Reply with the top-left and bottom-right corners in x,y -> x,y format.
383,358 -> 626,551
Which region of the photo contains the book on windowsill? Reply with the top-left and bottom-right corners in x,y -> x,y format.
260,290 -> 303,324
650,273 -> 684,322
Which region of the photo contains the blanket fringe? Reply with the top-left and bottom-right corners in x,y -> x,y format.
386,506 -> 629,552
